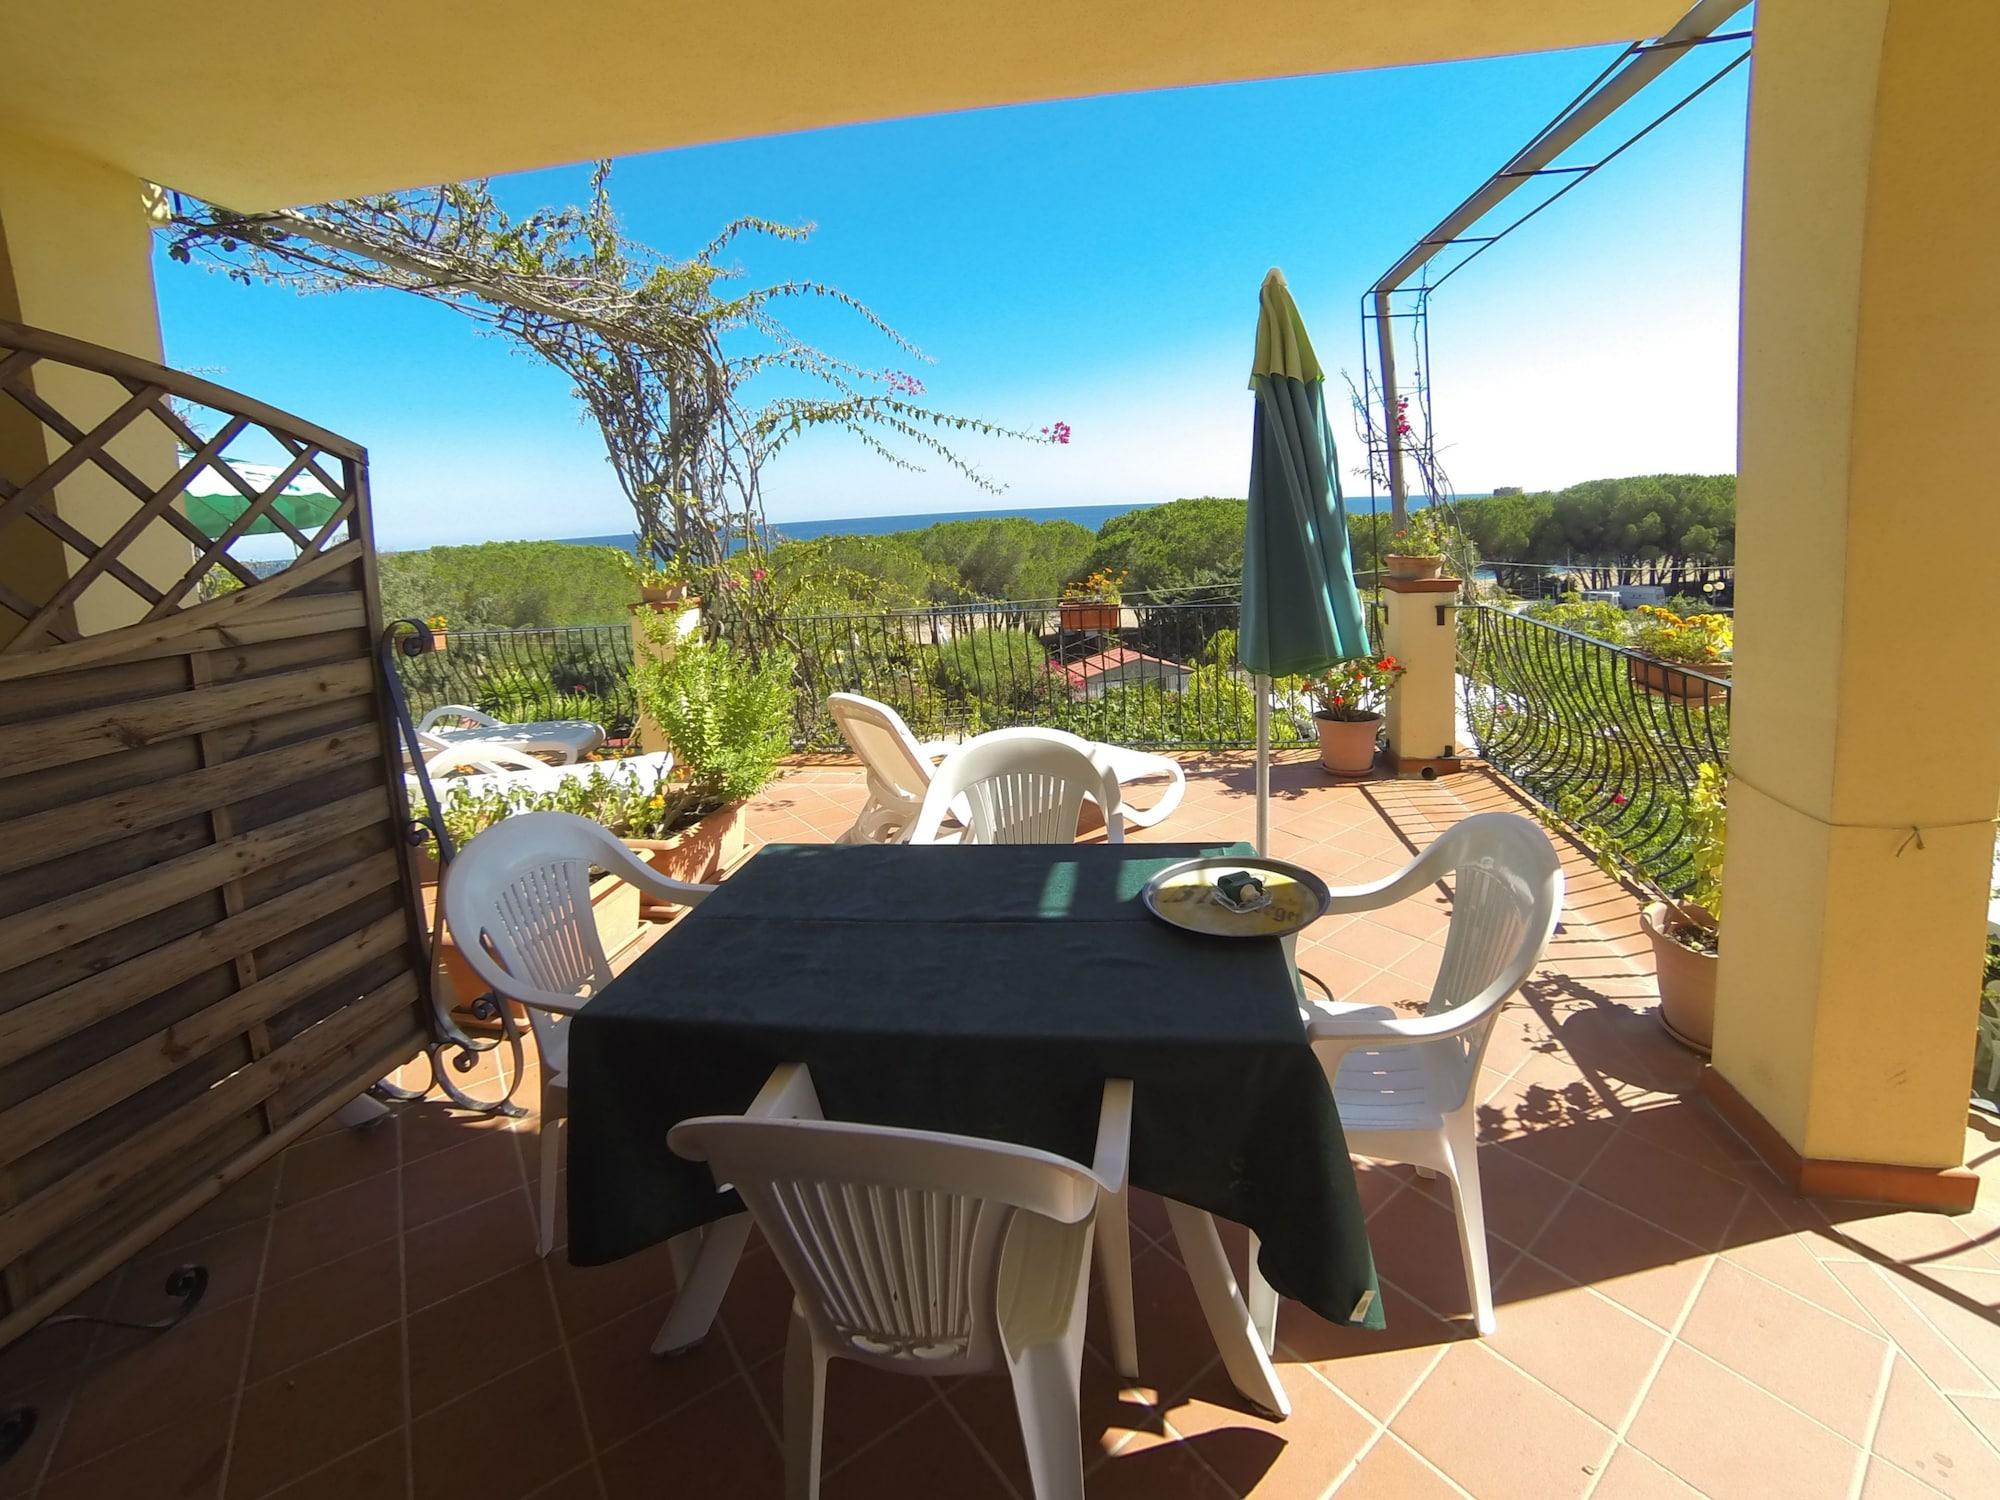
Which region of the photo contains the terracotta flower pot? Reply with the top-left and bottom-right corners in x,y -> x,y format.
1313,712 -> 1382,777
1059,601 -> 1120,632
624,801 -> 754,917
1383,554 -> 1444,581
1643,901 -> 1719,1053
1628,654 -> 1731,706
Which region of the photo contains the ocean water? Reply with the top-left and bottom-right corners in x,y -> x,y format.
555,501 -> 1162,552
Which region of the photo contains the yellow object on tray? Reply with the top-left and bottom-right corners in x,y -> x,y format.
1142,857 -> 1329,939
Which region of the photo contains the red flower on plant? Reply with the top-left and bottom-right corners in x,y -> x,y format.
751,568 -> 768,582
1612,793 -> 1628,806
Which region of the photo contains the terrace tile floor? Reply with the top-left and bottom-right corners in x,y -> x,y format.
4,754 -> 1997,1500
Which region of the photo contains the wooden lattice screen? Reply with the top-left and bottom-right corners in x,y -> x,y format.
0,319 -> 430,1347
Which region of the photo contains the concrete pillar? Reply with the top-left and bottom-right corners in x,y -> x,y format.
0,127 -> 185,644
628,598 -> 703,753
1705,0 -> 2000,1207
1381,575 -> 1463,777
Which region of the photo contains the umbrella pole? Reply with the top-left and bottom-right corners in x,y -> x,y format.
1254,674 -> 1271,857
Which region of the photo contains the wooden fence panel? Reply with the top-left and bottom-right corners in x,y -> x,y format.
0,319 -> 431,1347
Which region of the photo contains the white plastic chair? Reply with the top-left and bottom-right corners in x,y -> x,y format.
670,1064 -> 1133,1500
417,704 -> 606,777
441,811 -> 747,1354
826,693 -> 1183,843
906,731 -> 1125,846
1283,812 -> 1564,1336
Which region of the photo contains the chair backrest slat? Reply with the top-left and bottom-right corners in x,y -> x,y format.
910,732 -> 1118,846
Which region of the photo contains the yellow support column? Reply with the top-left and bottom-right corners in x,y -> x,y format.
1706,0 -> 2000,1207
0,128 -> 187,643
627,597 -> 703,753
1381,575 -> 1464,777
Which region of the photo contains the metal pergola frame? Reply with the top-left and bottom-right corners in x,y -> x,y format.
1360,0 -> 1755,530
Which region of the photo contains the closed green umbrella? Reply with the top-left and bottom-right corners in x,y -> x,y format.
1241,268 -> 1370,852
182,458 -> 342,539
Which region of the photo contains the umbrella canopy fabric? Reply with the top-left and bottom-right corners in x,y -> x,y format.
1239,269 -> 1370,678
181,457 -> 342,539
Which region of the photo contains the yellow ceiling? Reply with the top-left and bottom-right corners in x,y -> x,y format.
0,1 -> 1679,210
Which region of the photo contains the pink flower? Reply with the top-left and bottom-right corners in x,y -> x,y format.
751,568 -> 768,582
1612,793 -> 1628,807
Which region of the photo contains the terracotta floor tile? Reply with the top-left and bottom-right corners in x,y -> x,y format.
1084,1436 -> 1235,1499
412,1349 -> 590,1500
247,1237 -> 401,1382
279,1115 -> 402,1203
1485,1254 -> 1668,1429
35,1394 -> 232,1500
1328,918 -> 1424,972
1951,1391 -> 2000,1446
406,1260 -> 562,1418
520,1463 -> 604,1500
402,1125 -> 528,1229
1625,1344 -> 1863,1500
1165,1362 -> 1372,1499
261,1433 -> 408,1499
597,1376 -> 781,1500
152,1161 -> 282,1250
949,1347 -> 1166,1478
51,1296 -> 253,1464
1086,1245 -> 1221,1402
711,1232 -> 799,1365
1582,1124 -> 1748,1252
1822,1260 -> 1997,1397
1277,1280 -> 1468,1422
1677,1258 -> 1890,1441
1330,1435 -> 1464,1499
821,1400 -> 1010,1500
225,1325 -> 406,1499
1355,1185 -> 1484,1324
1719,1193 -> 1883,1330
1402,1138 -> 1570,1254
104,1219 -> 268,1324
1869,1355 -> 2000,1500
1525,1190 -> 1708,1332
403,1189 -> 540,1313
396,1094 -> 520,1165
1392,1341 -> 1612,1499
1860,1457 -> 1950,1499
1617,1097 -> 1761,1176
1899,1267 -> 2000,1376
1817,1207 -> 2000,1273
262,1171 -> 400,1285
744,1352 -> 939,1476
1588,1442 -> 1706,1499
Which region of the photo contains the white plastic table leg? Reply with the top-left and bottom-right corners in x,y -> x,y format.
1162,1199 -> 1290,1419
651,1214 -> 754,1354
1242,1229 -> 1280,1355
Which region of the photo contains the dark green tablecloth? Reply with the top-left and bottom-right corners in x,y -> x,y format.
565,842 -> 1383,1329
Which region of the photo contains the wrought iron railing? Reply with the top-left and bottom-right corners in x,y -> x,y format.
1480,560 -> 1735,606
735,592 -> 1308,751
392,623 -> 638,741
1458,603 -> 1729,892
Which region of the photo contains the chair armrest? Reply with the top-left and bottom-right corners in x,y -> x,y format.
1091,1078 -> 1133,1194
1304,998 -> 1496,1046
744,1062 -> 824,1121
600,840 -> 715,911
419,704 -> 501,732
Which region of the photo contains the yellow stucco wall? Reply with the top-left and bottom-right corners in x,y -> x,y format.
0,1 -> 1686,211
1713,0 -> 2000,1168
0,127 -> 188,642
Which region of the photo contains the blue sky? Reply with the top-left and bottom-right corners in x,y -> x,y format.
155,41 -> 1750,551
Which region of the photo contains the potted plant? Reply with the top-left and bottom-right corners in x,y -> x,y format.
423,613 -> 449,651
1563,764 -> 1726,1052
1382,509 -> 1450,581
1305,654 -> 1405,776
621,550 -> 702,609
628,626 -> 795,908
1628,604 -> 1732,704
1059,569 -> 1126,633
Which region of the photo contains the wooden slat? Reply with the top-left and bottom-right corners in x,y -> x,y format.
0,973 -> 420,1266
0,657 -> 376,776
0,914 -> 409,1165
0,725 -> 381,876
0,381 -> 167,538
0,785 -> 391,969
0,540 -> 367,686
0,852 -> 402,1060
0,1020 -> 418,1351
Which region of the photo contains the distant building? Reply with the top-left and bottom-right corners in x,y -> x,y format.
1048,646 -> 1192,701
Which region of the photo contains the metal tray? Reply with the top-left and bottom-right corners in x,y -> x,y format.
1140,856 -> 1331,939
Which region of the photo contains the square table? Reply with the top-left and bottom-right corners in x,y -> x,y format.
566,841 -> 1383,1412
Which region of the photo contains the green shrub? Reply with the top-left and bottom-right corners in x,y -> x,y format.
633,631 -> 796,808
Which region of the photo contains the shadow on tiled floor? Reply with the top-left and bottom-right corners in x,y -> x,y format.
3,756 -> 1996,1499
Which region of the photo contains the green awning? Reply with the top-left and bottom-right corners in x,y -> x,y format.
182,457 -> 342,539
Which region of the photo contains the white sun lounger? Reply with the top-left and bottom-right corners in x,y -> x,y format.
415,705 -> 607,777
826,692 -> 1185,844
